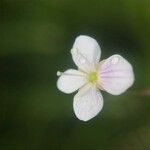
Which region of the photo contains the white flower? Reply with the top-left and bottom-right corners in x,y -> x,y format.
57,35 -> 134,121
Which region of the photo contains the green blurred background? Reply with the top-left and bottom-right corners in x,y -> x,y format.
1,0 -> 150,149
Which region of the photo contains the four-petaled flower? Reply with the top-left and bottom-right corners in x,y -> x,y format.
57,35 -> 134,121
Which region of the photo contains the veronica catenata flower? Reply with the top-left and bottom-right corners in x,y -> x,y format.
57,35 -> 134,121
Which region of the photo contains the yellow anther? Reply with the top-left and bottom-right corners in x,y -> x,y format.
88,72 -> 97,83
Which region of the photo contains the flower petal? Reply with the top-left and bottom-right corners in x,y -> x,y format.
98,54 -> 134,95
73,84 -> 103,121
57,69 -> 87,94
71,35 -> 101,72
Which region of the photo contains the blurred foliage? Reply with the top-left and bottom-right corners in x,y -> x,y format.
0,0 -> 150,149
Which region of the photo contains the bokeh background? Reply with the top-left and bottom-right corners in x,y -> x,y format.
1,0 -> 150,149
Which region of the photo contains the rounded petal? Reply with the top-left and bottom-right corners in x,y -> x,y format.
57,69 -> 87,94
73,84 -> 103,121
71,35 -> 101,72
98,54 -> 135,95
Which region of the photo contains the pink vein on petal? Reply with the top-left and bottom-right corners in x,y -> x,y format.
100,69 -> 130,75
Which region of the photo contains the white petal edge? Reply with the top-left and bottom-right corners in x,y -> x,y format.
57,69 -> 87,94
71,35 -> 101,72
73,84 -> 103,121
98,54 -> 135,95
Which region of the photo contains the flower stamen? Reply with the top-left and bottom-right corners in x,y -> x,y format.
88,72 -> 97,84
